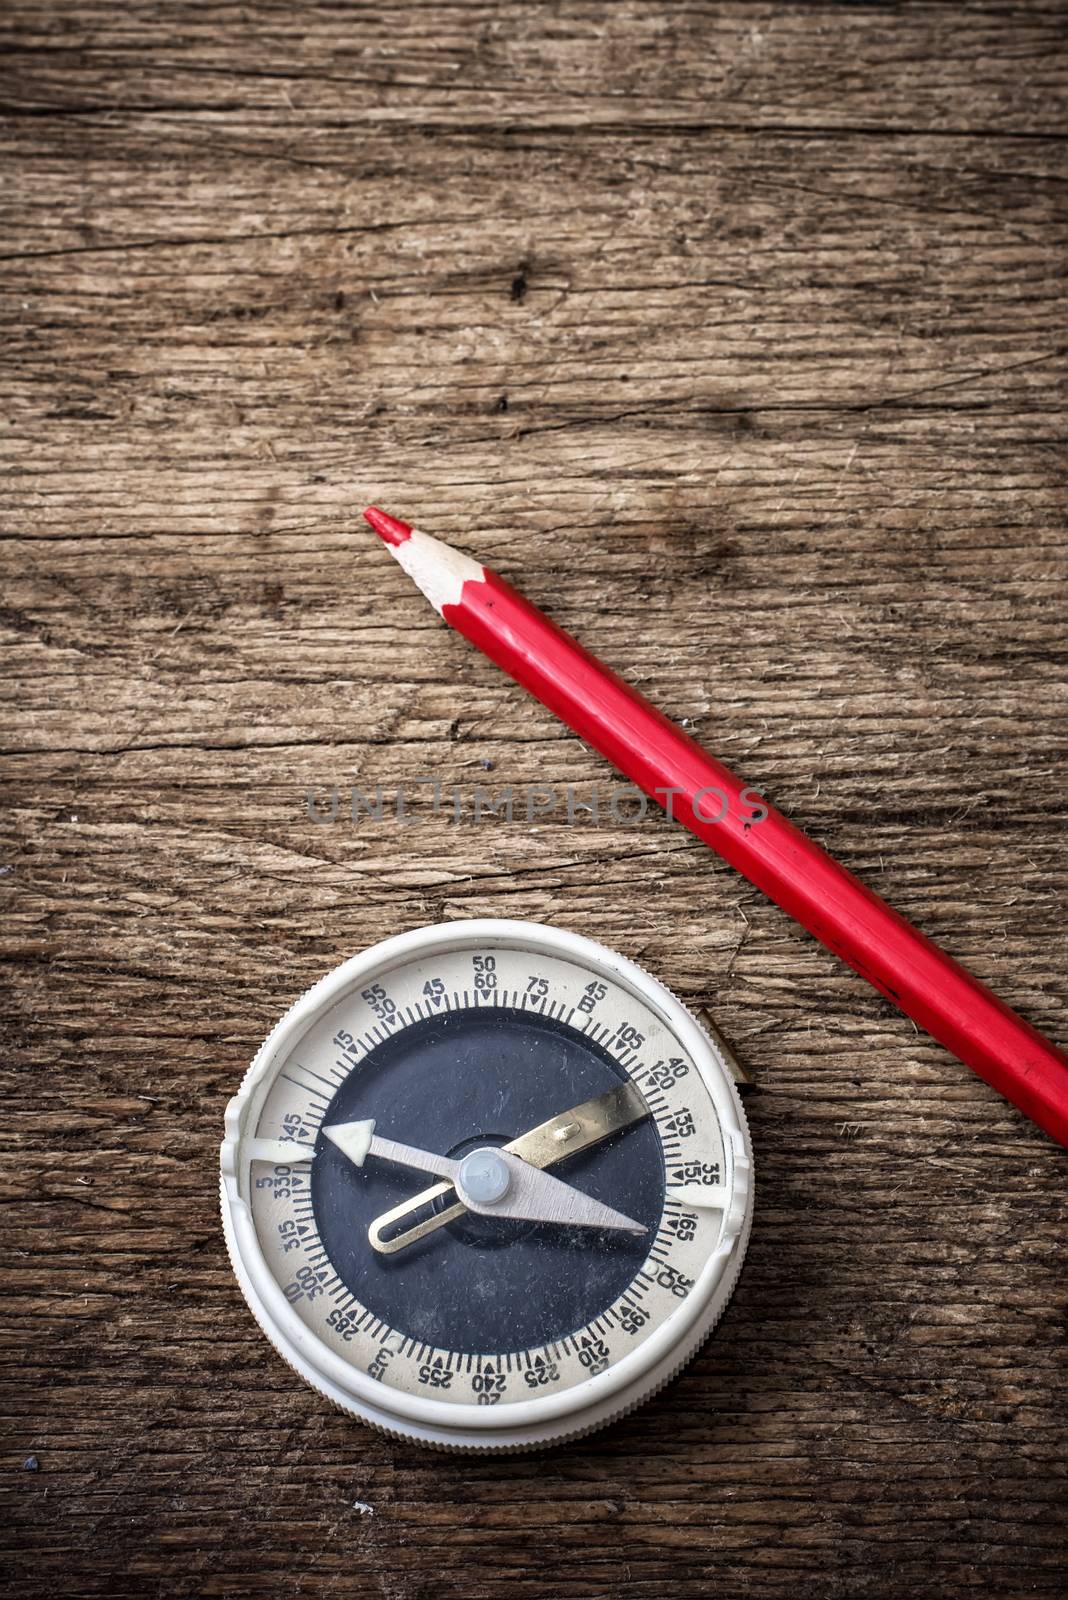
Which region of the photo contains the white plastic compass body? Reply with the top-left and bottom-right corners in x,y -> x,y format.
220,920 -> 754,1450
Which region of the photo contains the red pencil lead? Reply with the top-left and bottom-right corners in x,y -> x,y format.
363,506 -> 412,547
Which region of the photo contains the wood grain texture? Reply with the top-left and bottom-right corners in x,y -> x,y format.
1,3 -> 1066,1596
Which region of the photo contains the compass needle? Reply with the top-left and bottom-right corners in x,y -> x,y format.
324,1121 -> 646,1234
222,920 -> 753,1449
368,1080 -> 650,1254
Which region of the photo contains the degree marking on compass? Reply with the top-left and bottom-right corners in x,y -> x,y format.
293,1061 -> 337,1092
279,1073 -> 330,1107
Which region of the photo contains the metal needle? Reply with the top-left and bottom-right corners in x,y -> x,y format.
348,1080 -> 650,1255
323,1119 -> 646,1236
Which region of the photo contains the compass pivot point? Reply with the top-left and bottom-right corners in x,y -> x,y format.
457,1148 -> 511,1205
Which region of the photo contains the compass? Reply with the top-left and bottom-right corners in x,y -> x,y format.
220,920 -> 754,1450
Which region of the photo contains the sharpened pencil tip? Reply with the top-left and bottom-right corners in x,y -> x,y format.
364,506 -> 413,546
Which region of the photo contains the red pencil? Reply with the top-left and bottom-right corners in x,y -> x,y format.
365,506 -> 1068,1147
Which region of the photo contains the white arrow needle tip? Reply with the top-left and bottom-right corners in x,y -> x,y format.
324,1119 -> 376,1168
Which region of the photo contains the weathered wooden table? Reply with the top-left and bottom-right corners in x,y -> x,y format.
2,4 -> 1066,1596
